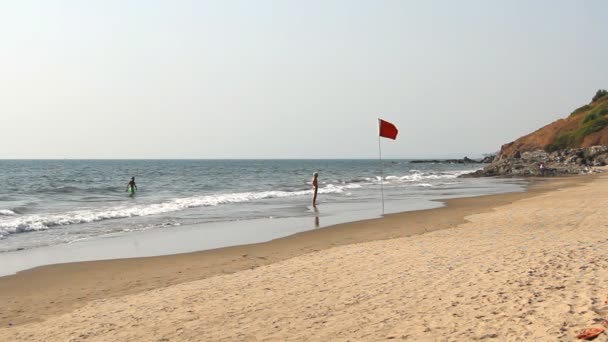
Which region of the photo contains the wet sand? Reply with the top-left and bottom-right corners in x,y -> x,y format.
0,175 -> 595,341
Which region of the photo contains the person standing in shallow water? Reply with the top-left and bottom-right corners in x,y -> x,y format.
126,177 -> 137,194
312,172 -> 319,207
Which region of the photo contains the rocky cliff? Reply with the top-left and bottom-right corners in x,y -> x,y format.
466,90 -> 608,177
500,90 -> 608,157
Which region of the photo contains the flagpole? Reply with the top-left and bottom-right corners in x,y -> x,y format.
378,121 -> 385,215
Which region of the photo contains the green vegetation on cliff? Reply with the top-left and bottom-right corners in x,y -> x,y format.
500,89 -> 608,157
546,96 -> 608,152
569,104 -> 591,117
592,89 -> 608,102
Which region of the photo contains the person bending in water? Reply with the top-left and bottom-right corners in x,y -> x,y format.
126,177 -> 137,193
312,172 -> 319,207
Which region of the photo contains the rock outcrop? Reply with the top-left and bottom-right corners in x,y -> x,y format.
410,157 -> 483,164
463,146 -> 608,177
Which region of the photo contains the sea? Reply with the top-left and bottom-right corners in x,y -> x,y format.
0,160 -> 525,275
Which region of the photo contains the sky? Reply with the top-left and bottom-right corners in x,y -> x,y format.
1,1 -> 607,159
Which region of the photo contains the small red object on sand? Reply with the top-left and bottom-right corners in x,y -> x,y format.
576,327 -> 604,340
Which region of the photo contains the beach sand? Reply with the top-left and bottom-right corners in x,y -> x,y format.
1,175 -> 605,341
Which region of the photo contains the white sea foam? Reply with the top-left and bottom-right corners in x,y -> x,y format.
0,184 -> 357,237
382,169 -> 474,183
350,170 -> 475,186
0,169 -> 482,239
0,209 -> 16,216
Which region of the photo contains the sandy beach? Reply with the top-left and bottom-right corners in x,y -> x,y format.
3,1 -> 606,340
1,175 -> 604,341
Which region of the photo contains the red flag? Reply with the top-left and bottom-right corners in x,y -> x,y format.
378,119 -> 398,140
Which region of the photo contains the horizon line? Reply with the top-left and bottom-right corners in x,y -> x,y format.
0,156 -> 488,161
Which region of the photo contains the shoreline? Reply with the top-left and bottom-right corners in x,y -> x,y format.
0,175 -> 592,328
0,195 -> 452,277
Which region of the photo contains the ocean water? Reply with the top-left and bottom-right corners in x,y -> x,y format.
0,160 -> 524,255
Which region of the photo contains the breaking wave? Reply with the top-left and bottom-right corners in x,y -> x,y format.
0,210 -> 16,216
0,183 -> 360,238
0,168 -> 483,239
377,169 -> 477,183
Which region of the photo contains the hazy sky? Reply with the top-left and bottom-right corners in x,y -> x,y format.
1,1 -> 607,159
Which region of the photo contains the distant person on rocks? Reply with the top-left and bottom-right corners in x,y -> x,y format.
539,162 -> 546,176
312,172 -> 319,207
